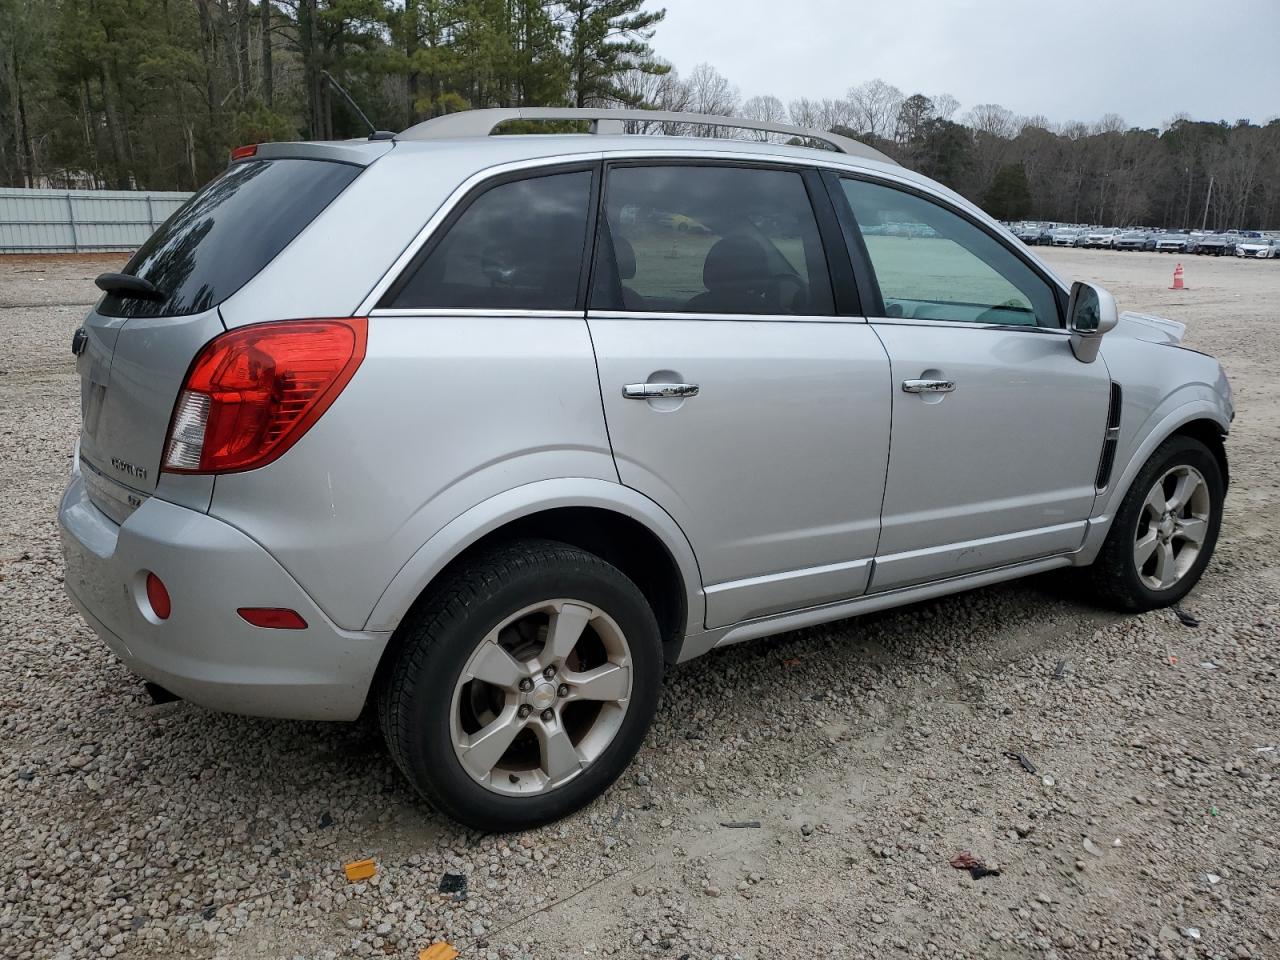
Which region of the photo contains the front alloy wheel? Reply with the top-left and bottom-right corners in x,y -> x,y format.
1133,465 -> 1211,592
1085,435 -> 1224,611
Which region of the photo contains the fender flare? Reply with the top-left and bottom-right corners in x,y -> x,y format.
363,478 -> 705,634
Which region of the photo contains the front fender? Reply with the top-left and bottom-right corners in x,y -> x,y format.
363,478 -> 705,635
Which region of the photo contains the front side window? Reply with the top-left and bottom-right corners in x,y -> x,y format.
591,164 -> 834,316
386,169 -> 592,310
840,178 -> 1059,327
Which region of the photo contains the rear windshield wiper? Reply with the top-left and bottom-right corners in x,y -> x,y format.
94,272 -> 165,301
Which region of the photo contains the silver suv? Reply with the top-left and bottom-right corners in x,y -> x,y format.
59,108 -> 1233,831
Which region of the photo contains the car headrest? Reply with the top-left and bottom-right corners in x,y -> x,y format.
703,235 -> 767,291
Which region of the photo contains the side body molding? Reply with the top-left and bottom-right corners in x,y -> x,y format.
363,478 -> 706,635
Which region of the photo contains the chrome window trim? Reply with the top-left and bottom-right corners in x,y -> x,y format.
867,315 -> 1071,336
370,307 -> 582,319
588,309 -> 867,324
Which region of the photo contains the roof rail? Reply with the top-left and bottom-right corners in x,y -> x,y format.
397,107 -> 896,165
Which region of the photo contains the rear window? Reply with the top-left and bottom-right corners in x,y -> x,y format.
100,158 -> 360,318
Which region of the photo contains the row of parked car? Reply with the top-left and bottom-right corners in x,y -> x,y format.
1010,223 -> 1280,259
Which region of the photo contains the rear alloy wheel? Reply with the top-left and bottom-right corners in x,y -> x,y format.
449,599 -> 633,797
379,539 -> 662,831
1085,435 -> 1224,611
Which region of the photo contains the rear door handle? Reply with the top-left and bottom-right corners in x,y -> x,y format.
902,379 -> 956,394
623,382 -> 700,399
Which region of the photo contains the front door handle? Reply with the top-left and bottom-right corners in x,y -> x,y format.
623,382 -> 700,399
902,379 -> 956,394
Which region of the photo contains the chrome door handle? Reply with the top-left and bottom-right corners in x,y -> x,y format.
902,379 -> 956,394
622,382 -> 700,399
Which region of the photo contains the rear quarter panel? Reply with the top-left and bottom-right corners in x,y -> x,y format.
206,314 -> 619,631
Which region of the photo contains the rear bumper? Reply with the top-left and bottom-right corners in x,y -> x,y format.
58,463 -> 390,721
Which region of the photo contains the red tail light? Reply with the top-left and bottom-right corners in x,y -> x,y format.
163,318 -> 367,474
230,144 -> 259,161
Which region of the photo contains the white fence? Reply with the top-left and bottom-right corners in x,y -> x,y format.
0,188 -> 192,254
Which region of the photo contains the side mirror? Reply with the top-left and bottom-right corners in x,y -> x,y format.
1066,281 -> 1118,363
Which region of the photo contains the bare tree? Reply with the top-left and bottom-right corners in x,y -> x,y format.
741,94 -> 786,139
847,78 -> 903,138
684,62 -> 738,137
931,92 -> 960,122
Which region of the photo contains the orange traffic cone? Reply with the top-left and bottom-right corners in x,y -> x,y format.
1169,263 -> 1186,291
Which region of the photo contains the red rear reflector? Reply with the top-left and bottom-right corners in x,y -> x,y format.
237,607 -> 308,630
230,144 -> 259,161
145,573 -> 171,620
162,318 -> 367,474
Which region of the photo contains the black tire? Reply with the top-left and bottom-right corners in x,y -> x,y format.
1084,435 -> 1224,611
378,538 -> 662,832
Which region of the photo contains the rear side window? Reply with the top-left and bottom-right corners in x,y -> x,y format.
590,164 -> 834,316
384,170 -> 593,311
100,159 -> 360,318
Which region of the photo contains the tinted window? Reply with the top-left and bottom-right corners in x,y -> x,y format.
841,178 -> 1059,327
387,170 -> 592,310
591,165 -> 834,316
100,159 -> 360,318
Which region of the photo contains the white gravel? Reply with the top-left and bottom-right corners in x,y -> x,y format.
0,249 -> 1277,960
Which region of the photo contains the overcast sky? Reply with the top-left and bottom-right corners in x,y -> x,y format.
653,0 -> 1280,130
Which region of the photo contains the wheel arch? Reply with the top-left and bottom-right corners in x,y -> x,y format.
365,479 -> 704,673
1080,399 -> 1229,564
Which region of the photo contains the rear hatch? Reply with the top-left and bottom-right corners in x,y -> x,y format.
76,154 -> 365,522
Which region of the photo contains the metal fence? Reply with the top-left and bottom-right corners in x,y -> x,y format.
0,188 -> 192,254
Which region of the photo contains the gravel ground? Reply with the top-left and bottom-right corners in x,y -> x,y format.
1,248 -> 1277,960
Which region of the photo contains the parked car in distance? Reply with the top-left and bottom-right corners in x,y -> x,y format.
1082,227 -> 1122,248
1195,234 -> 1238,256
1052,227 -> 1087,247
58,107 -> 1234,832
1113,231 -> 1157,252
1156,232 -> 1194,253
1235,237 -> 1278,259
1013,223 -> 1047,245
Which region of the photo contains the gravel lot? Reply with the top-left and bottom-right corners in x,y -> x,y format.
1,248 -> 1277,960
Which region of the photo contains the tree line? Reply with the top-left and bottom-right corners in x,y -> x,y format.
2,0 -> 1277,229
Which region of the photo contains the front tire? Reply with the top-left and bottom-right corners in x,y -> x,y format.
378,539 -> 663,832
1084,435 -> 1224,611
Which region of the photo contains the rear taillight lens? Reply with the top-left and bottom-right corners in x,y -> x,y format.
163,318 -> 367,474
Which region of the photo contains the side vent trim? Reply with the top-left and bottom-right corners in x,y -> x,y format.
1095,382 -> 1123,489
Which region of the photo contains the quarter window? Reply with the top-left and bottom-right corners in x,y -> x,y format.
591,165 -> 834,316
386,169 -> 593,310
840,178 -> 1059,327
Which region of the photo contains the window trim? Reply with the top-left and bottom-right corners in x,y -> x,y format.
375,160 -> 601,312
828,170 -> 1069,330
588,157 -> 857,319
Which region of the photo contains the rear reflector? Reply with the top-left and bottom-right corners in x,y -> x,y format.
145,573 -> 171,620
162,318 -> 367,474
230,143 -> 259,161
237,607 -> 308,630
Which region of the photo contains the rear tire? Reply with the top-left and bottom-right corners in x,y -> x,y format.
378,539 -> 663,832
1083,435 -> 1224,611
